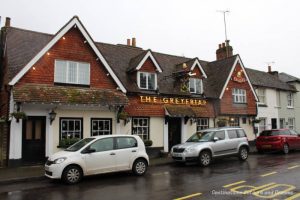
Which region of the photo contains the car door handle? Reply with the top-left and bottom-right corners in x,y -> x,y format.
110,152 -> 116,155
132,150 -> 137,152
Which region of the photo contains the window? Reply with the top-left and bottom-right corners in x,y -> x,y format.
196,118 -> 209,131
242,118 -> 247,124
276,91 -> 281,107
54,60 -> 90,85
259,118 -> 267,132
116,137 -> 138,149
288,118 -> 295,130
89,138 -> 114,152
214,131 -> 225,140
138,72 -> 156,90
237,129 -> 247,138
189,78 -> 203,94
232,88 -> 247,103
91,118 -> 112,136
229,117 -> 239,127
279,118 -> 285,129
132,118 -> 149,140
287,93 -> 294,108
256,88 -> 266,104
60,118 -> 83,140
227,130 -> 238,139
290,130 -> 299,136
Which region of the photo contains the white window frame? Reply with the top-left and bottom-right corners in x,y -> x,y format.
60,118 -> 83,140
54,60 -> 90,85
256,88 -> 266,105
232,88 -> 247,103
279,118 -> 285,129
287,93 -> 294,108
91,118 -> 112,136
288,118 -> 295,130
196,118 -> 209,131
132,117 -> 149,140
189,78 -> 203,94
137,71 -> 157,90
276,90 -> 281,107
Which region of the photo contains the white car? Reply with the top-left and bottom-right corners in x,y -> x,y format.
45,135 -> 149,184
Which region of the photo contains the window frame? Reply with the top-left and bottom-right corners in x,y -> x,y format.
59,117 -> 83,141
287,92 -> 294,108
232,88 -> 247,103
137,71 -> 157,90
229,117 -> 240,127
115,137 -> 138,150
196,118 -> 209,131
288,118 -> 295,130
54,59 -> 90,86
189,78 -> 203,94
256,88 -> 266,105
90,118 -> 112,136
132,117 -> 150,141
279,118 -> 285,129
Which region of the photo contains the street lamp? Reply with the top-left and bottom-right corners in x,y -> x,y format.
49,110 -> 57,125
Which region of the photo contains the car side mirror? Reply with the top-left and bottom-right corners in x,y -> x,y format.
213,137 -> 219,142
82,148 -> 96,154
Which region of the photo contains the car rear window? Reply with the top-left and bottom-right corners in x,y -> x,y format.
227,130 -> 238,139
237,129 -> 246,138
260,130 -> 290,136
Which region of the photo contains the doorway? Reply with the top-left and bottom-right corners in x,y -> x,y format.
271,118 -> 277,129
168,118 -> 182,151
22,116 -> 46,164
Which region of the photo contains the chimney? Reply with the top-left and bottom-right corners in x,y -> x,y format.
267,65 -> 279,77
268,65 -> 272,72
5,17 -> 11,27
127,39 -> 131,46
132,37 -> 136,47
216,40 -> 233,60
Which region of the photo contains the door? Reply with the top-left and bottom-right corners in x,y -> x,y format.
271,118 -> 277,129
22,116 -> 46,164
210,131 -> 229,156
114,137 -> 138,171
226,130 -> 240,154
84,137 -> 116,175
168,118 -> 182,151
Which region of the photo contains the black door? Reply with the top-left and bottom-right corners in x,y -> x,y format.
168,118 -> 182,151
22,116 -> 46,164
271,118 -> 277,129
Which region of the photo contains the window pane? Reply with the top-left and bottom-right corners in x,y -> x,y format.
228,130 -> 238,139
78,63 -> 90,85
60,119 -> 82,140
26,120 -> 33,140
189,79 -> 195,93
140,73 -> 147,88
54,60 -> 67,83
91,119 -> 112,136
215,131 -> 225,140
35,120 -> 42,140
116,137 -> 137,149
90,138 -> 114,152
68,61 -> 77,83
148,74 -> 155,90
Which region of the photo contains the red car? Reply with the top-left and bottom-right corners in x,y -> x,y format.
256,129 -> 300,154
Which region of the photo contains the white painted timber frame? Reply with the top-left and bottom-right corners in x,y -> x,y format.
190,59 -> 207,78
135,51 -> 163,73
9,16 -> 127,93
219,55 -> 258,101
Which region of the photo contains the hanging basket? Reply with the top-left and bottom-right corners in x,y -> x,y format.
10,112 -> 27,122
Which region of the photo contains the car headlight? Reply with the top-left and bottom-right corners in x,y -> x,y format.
184,148 -> 196,153
53,157 -> 67,164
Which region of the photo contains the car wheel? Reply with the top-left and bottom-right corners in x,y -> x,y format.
132,159 -> 148,176
199,151 -> 211,167
283,143 -> 289,154
239,147 -> 249,161
62,165 -> 83,184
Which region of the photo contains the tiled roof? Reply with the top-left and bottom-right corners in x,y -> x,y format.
279,72 -> 300,83
13,84 -> 128,106
165,105 -> 195,117
246,68 -> 296,91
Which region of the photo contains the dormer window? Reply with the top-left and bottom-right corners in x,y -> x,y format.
54,60 -> 90,85
137,72 -> 157,90
189,78 -> 203,94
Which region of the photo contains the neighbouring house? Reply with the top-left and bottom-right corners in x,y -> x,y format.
0,16 -> 259,167
247,67 -> 297,135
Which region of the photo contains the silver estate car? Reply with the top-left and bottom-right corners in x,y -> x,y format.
171,127 -> 249,166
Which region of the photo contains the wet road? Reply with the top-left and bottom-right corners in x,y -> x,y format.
1,152 -> 300,200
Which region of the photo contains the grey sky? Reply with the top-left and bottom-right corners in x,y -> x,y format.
1,0 -> 300,77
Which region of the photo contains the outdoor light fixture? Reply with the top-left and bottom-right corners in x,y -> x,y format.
49,110 -> 57,125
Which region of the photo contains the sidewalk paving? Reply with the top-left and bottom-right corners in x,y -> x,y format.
0,145 -> 257,184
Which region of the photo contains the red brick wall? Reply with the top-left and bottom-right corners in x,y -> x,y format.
219,62 -> 257,115
191,66 -> 203,78
139,58 -> 157,73
17,27 -> 118,89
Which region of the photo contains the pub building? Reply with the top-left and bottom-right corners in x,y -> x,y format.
0,17 -> 257,166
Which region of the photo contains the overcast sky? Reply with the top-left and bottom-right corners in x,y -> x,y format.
1,0 -> 300,77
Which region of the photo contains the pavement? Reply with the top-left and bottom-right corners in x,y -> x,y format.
0,144 -> 257,184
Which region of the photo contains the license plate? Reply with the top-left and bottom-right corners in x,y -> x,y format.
173,153 -> 182,157
262,145 -> 272,148
45,166 -> 50,171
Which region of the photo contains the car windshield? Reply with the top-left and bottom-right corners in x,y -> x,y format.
260,130 -> 290,136
186,131 -> 215,142
65,138 -> 96,152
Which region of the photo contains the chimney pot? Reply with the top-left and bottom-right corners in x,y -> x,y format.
127,39 -> 131,46
222,43 -> 225,48
225,40 -> 230,47
132,37 -> 136,47
5,17 -> 11,27
218,44 -> 222,48
268,66 -> 272,72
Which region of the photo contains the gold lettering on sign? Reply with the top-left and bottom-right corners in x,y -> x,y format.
139,96 -> 207,106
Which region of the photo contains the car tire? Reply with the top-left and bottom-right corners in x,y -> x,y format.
62,165 -> 83,184
283,143 -> 289,154
199,151 -> 211,167
238,147 -> 249,161
132,159 -> 148,176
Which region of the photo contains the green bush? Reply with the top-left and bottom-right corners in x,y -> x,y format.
144,140 -> 153,147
